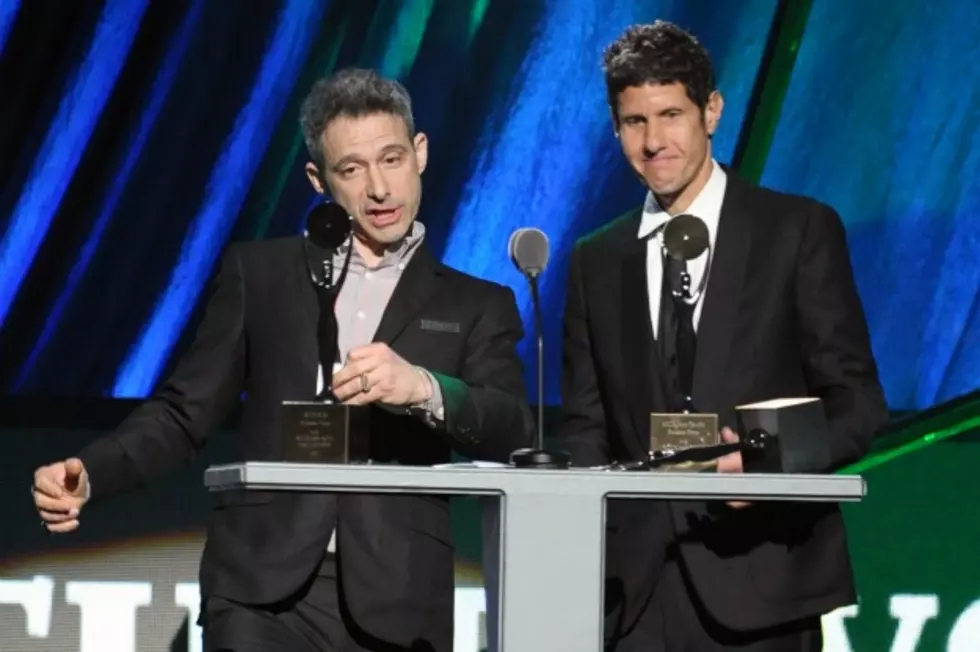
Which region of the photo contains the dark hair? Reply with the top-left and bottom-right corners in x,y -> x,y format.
602,21 -> 715,121
299,67 -> 415,169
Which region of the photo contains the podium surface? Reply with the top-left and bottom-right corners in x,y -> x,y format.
205,462 -> 864,651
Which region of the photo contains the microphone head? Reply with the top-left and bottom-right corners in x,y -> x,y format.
509,227 -> 550,276
663,214 -> 709,261
305,201 -> 352,250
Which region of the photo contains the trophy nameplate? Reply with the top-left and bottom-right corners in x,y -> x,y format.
650,412 -> 719,450
281,401 -> 370,464
649,412 -> 719,471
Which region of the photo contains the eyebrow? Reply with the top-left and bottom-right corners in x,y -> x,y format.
379,144 -> 409,156
331,143 -> 409,170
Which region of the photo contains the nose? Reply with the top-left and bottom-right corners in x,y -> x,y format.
642,123 -> 666,159
366,166 -> 389,202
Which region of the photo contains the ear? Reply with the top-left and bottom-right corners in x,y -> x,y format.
413,132 -> 429,174
704,90 -> 724,136
609,106 -> 621,138
305,162 -> 326,194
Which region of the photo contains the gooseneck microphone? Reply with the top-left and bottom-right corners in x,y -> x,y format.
507,228 -> 570,469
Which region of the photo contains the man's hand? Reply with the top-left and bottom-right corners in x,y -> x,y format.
33,458 -> 89,533
717,427 -> 751,509
331,343 -> 430,407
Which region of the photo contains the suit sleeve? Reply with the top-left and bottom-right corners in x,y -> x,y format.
557,245 -> 609,466
795,205 -> 889,469
429,284 -> 535,462
77,245 -> 247,501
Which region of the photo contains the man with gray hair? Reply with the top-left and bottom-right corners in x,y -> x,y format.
31,67 -> 535,651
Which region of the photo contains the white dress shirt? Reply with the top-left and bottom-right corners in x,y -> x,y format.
637,159 -> 727,339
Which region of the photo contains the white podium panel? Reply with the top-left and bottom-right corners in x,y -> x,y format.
204,463 -> 864,652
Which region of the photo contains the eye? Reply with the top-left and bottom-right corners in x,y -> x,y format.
383,153 -> 402,165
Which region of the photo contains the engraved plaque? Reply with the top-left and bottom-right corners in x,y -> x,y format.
649,413 -> 720,453
281,401 -> 370,464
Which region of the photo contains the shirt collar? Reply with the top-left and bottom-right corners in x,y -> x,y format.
637,159 -> 725,240
340,220 -> 426,268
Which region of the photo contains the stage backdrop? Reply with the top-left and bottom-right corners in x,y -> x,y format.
2,417 -> 979,651
0,0 -> 976,411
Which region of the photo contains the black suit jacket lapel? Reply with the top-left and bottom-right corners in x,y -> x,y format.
287,239 -> 321,398
692,174 -> 754,413
294,239 -> 321,340
619,228 -> 666,458
372,244 -> 443,346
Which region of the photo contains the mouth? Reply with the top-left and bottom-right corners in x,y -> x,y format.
365,206 -> 403,228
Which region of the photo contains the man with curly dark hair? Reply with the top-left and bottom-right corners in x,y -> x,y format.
559,20 -> 888,651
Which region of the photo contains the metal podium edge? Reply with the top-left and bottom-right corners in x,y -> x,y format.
204,462 -> 866,502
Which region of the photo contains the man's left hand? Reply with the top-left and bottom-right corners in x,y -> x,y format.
331,343 -> 430,406
717,426 -> 751,509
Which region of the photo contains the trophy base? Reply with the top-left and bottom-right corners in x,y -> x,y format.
281,401 -> 370,464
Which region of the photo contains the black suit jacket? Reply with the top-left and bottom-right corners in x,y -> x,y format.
77,236 -> 534,651
559,173 -> 888,638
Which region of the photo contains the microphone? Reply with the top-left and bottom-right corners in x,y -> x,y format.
507,228 -> 570,469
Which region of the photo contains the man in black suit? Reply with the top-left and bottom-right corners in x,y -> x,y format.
31,68 -> 533,652
559,21 -> 888,651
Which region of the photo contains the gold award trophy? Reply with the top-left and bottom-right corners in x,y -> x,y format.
649,214 -> 719,470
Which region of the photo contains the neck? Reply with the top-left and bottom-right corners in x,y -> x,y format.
655,155 -> 714,215
352,233 -> 386,268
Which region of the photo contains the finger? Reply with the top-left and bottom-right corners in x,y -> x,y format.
720,427 -> 739,443
330,362 -> 363,389
716,452 -> 741,474
45,520 -> 80,533
343,382 -> 384,406
332,356 -> 379,389
346,343 -> 388,360
33,474 -> 65,498
64,458 -> 84,478
40,509 -> 79,523
333,362 -> 385,401
34,493 -> 77,512
332,370 -> 374,401
332,379 -> 357,401
726,501 -> 752,509
341,368 -> 387,405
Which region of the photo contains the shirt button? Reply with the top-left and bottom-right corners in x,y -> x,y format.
356,311 -> 366,320
365,271 -> 373,280
397,263 -> 406,271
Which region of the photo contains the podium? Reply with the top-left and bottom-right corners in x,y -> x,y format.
204,462 -> 864,651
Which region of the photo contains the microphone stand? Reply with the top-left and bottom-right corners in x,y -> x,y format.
529,272 -> 544,450
509,268 -> 570,469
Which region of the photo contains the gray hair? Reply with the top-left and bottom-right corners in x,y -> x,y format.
299,68 -> 416,169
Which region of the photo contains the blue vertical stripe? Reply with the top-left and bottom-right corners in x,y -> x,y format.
14,0 -> 205,391
442,0 -> 649,290
0,0 -> 21,55
112,0 -> 326,397
0,0 -> 149,328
